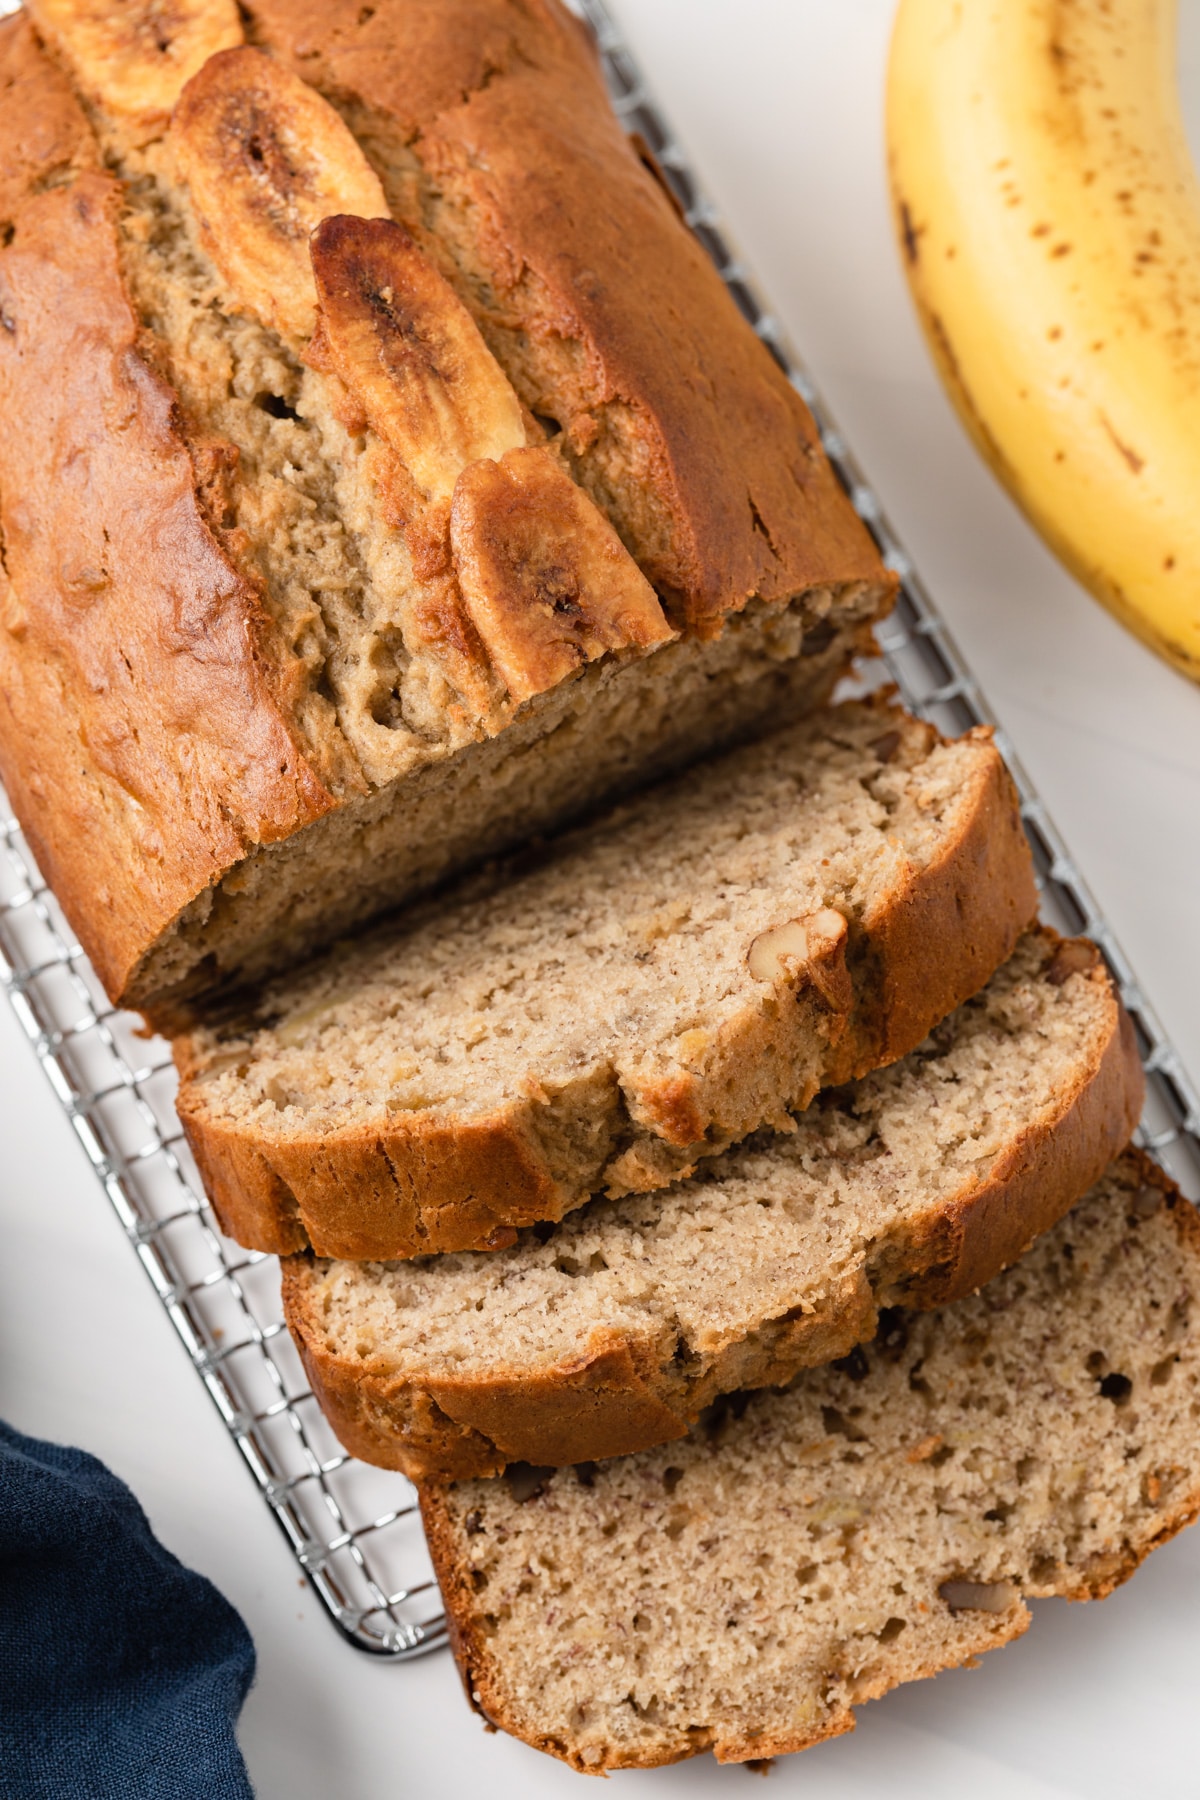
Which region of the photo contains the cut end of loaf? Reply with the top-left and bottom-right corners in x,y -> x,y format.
130,590 -> 882,1020
421,1153 -> 1200,1771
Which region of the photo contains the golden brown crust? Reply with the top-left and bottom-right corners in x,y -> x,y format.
419,1162 -> 1200,1771
191,1105 -> 561,1258
0,9 -> 891,1016
244,0 -> 890,634
0,12 -> 98,225
0,166 -> 335,1003
285,1283 -> 689,1481
178,718 -> 1038,1260
285,938 -> 1142,1480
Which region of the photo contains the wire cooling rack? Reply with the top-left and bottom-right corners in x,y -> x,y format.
3,0 -> 1200,1662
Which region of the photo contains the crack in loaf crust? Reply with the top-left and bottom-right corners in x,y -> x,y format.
0,168 -> 337,1004
175,699 -> 1038,1260
242,0 -> 880,633
0,10 -> 892,1019
281,932 -> 1145,1480
420,1152 -> 1200,1772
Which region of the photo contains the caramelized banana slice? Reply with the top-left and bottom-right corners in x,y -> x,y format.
310,214 -> 526,502
170,47 -> 388,339
27,0 -> 243,137
450,447 -> 674,705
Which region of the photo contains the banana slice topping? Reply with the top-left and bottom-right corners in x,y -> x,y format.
450,447 -> 674,705
170,47 -> 389,340
26,0 -> 244,138
309,213 -> 527,502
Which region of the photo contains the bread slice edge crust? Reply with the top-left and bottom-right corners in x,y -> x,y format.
418,1151 -> 1200,1772
178,707 -> 1038,1258
282,933 -> 1143,1479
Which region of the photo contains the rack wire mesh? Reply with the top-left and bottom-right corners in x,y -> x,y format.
2,0 -> 1199,1659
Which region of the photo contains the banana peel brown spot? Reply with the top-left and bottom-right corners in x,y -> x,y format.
27,0 -> 243,136
1098,410 -> 1145,475
310,213 -> 525,501
747,908 -> 851,1014
898,197 -> 923,266
170,46 -> 388,339
450,446 -> 674,706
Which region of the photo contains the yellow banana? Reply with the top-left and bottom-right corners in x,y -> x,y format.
888,0 -> 1200,681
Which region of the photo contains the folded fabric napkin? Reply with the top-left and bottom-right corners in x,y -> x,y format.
0,1420 -> 256,1799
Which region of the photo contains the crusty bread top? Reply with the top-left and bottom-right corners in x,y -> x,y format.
0,7 -> 890,1009
0,18 -> 343,1002
422,1152 -> 1200,1771
0,163 -> 338,1004
244,0 -> 885,634
284,929 -> 1143,1479
0,11 -> 97,217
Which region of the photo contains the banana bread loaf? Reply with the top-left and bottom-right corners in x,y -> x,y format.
0,3 -> 890,1020
284,930 -> 1142,1479
422,1150 -> 1200,1771
175,698 -> 1037,1259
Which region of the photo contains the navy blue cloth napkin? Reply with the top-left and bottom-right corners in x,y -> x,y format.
0,1420 -> 256,1799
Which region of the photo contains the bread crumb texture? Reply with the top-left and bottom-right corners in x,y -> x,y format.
423,1155 -> 1200,1770
286,929 -> 1141,1477
177,699 -> 1036,1257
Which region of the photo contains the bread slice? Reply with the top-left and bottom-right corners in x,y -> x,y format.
0,11 -> 890,1020
175,698 -> 1037,1259
283,930 -> 1142,1480
421,1151 -> 1200,1772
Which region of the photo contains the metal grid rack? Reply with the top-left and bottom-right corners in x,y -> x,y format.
2,0 -> 1199,1661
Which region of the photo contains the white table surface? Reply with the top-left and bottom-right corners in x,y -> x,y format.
4,3 -> 1200,1795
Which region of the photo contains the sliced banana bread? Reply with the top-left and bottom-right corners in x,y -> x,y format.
0,7 -> 889,1019
284,930 -> 1142,1479
422,1151 -> 1200,1772
176,698 -> 1037,1259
